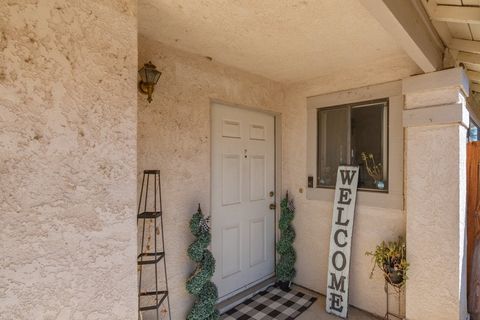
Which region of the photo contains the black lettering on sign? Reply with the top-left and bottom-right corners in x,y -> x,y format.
328,273 -> 346,293
340,169 -> 356,185
332,251 -> 346,271
335,207 -> 349,226
338,188 -> 352,205
329,292 -> 344,313
326,166 -> 359,318
334,229 -> 348,248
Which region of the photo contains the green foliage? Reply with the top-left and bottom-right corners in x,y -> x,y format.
186,206 -> 219,320
365,237 -> 409,288
187,232 -> 211,263
187,282 -> 219,320
276,194 -> 296,283
186,251 -> 215,295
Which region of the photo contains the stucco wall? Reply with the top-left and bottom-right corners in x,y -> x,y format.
0,1 -> 138,319
137,36 -> 285,319
406,125 -> 467,320
403,69 -> 469,320
138,36 -> 418,318
282,61 -> 418,316
138,34 -> 419,318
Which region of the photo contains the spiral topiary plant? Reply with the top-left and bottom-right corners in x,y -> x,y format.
276,192 -> 296,290
186,205 -> 219,320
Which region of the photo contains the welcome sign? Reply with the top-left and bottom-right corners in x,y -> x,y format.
325,166 -> 359,318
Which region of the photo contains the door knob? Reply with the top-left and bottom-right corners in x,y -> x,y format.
269,203 -> 276,210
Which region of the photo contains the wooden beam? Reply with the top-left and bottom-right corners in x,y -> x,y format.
471,82 -> 480,92
421,0 -> 453,48
457,52 -> 480,65
450,38 -> 480,54
360,0 -> 444,73
432,5 -> 480,24
467,71 -> 480,83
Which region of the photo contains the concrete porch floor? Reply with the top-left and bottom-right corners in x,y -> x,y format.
298,296 -> 381,320
294,286 -> 382,320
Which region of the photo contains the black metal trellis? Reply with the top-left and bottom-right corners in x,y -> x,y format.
138,170 -> 171,320
384,281 -> 405,320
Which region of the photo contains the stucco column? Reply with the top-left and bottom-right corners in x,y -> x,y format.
403,67 -> 469,320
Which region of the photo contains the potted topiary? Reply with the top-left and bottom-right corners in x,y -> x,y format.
186,205 -> 219,320
365,237 -> 409,288
276,192 -> 296,291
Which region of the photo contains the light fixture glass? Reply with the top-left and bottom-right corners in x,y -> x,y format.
138,61 -> 161,103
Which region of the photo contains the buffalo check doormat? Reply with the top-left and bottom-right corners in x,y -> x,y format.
220,286 -> 317,320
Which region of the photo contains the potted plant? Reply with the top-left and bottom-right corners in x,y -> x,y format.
276,192 -> 296,290
365,237 -> 409,288
186,205 -> 219,320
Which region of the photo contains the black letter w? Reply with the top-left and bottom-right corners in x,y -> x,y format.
340,169 -> 356,185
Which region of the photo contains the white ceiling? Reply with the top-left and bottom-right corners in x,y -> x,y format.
138,0 -> 419,83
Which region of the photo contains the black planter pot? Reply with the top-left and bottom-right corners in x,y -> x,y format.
386,272 -> 403,285
277,281 -> 291,291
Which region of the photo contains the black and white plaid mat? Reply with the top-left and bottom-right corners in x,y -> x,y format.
221,286 -> 317,320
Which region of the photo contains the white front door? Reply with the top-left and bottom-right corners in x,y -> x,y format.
211,103 -> 275,298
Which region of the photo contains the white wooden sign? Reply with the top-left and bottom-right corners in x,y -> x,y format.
325,165 -> 359,318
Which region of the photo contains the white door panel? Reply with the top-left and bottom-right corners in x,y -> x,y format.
212,103 -> 275,298
249,217 -> 266,267
221,154 -> 241,205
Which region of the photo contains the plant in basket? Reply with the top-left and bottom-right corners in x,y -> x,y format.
366,237 -> 409,288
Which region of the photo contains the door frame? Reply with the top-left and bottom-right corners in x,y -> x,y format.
209,98 -> 282,301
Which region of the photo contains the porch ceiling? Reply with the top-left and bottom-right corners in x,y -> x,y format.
138,0 -> 418,83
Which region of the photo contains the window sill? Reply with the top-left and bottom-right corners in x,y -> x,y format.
306,187 -> 402,210
316,185 -> 389,193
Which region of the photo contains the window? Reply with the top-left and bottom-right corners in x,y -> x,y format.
317,98 -> 388,191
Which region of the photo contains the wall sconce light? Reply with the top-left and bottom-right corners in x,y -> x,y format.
138,61 -> 161,103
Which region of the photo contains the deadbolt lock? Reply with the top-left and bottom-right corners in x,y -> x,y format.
269,191 -> 274,197
269,203 -> 276,210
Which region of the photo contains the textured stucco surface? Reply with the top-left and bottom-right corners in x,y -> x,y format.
0,1 -> 138,319
404,75 -> 468,320
406,125 -> 467,320
137,36 -> 285,319
138,35 -> 418,318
